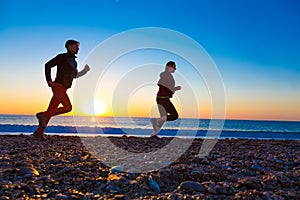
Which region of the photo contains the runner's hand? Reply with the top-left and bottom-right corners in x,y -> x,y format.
84,64 -> 90,72
175,86 -> 182,91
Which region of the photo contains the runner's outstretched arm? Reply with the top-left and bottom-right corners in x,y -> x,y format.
76,64 -> 90,78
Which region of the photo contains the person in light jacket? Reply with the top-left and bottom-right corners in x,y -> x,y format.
151,61 -> 181,137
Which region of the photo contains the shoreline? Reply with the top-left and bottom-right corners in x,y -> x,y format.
0,135 -> 299,199
0,132 -> 300,141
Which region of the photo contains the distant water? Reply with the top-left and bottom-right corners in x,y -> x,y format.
0,115 -> 299,140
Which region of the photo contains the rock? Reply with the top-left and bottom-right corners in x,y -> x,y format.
70,155 -> 82,162
19,167 -> 39,177
266,154 -> 275,161
251,163 -> 263,171
236,177 -> 260,189
106,184 -> 121,193
276,159 -> 284,164
294,159 -> 300,165
47,190 -> 60,198
20,185 -> 34,195
191,169 -> 204,175
107,174 -> 121,181
179,181 -> 205,192
110,166 -> 124,174
222,165 -> 233,171
55,194 -> 69,199
55,167 -> 79,176
215,184 -> 228,195
114,194 -> 125,200
149,176 -> 160,193
213,153 -> 220,158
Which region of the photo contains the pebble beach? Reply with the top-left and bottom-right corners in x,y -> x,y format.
0,135 -> 299,199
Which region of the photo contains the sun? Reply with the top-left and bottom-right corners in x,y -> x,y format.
94,100 -> 106,115
82,100 -> 106,116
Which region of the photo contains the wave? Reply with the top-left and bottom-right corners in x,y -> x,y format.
0,124 -> 299,140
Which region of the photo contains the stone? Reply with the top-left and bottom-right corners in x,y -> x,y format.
179,181 -> 205,192
19,167 -> 39,177
251,164 -> 263,171
149,177 -> 160,193
110,166 -> 124,174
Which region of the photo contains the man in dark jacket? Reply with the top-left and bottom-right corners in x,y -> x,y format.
33,40 -> 90,140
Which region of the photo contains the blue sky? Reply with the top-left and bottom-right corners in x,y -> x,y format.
0,0 -> 299,120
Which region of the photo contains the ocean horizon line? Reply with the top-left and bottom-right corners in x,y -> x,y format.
0,114 -> 299,123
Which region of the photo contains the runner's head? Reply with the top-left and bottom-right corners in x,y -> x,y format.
165,61 -> 176,73
65,40 -> 80,55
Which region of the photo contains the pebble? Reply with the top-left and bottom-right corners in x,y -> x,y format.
110,165 -> 124,174
148,176 -> 160,193
250,163 -> 263,171
0,135 -> 299,199
179,181 -> 206,192
55,194 -> 69,200
191,169 -> 204,176
19,167 -> 39,177
106,184 -> 121,193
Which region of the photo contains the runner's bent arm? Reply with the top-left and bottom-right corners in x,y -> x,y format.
45,54 -> 63,87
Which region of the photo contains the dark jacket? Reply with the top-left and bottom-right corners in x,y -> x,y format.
45,52 -> 78,89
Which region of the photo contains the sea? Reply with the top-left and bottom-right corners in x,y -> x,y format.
0,114 -> 299,140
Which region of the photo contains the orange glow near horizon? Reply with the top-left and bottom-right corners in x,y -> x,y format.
1,91 -> 299,121
1,101 -> 299,121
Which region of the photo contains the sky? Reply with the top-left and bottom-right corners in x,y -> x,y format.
0,0 -> 299,121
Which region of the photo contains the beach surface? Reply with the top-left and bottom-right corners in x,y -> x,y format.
0,135 -> 299,199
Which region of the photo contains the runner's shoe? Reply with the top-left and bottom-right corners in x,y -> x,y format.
150,134 -> 159,139
36,112 -> 47,128
32,131 -> 46,141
